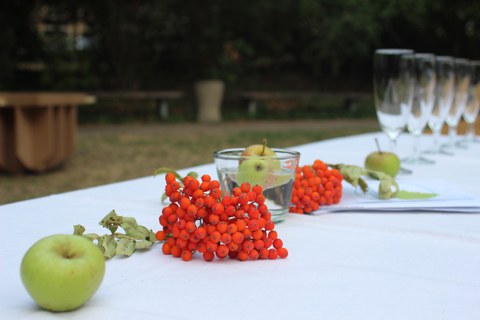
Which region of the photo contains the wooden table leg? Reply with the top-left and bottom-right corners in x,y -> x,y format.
0,108 -> 24,173
15,106 -> 55,172
47,105 -> 77,168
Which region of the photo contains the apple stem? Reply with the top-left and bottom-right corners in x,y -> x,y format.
261,138 -> 267,156
375,138 -> 383,154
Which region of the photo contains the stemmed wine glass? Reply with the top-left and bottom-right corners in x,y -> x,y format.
373,49 -> 415,156
403,53 -> 436,165
425,56 -> 455,154
461,60 -> 480,144
443,58 -> 471,152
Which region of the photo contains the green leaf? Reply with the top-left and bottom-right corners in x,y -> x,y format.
98,235 -> 117,259
153,167 -> 183,181
115,238 -> 136,256
75,209 -> 160,259
99,210 -> 123,234
186,171 -> 198,178
73,224 -> 85,235
134,239 -> 155,250
121,217 -> 150,239
396,190 -> 438,200
331,163 -> 369,193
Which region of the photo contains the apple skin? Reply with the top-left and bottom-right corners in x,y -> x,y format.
20,234 -> 106,312
237,143 -> 281,188
241,143 -> 276,157
364,151 -> 401,177
237,158 -> 276,187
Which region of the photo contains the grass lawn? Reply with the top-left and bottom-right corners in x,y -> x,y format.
1,118 -> 476,205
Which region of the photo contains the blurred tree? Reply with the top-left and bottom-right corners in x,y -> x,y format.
0,0 -> 42,90
1,0 -> 479,91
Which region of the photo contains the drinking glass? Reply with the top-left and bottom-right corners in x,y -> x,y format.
461,60 -> 480,144
425,56 -> 455,154
373,49 -> 415,153
443,58 -> 471,151
213,148 -> 300,223
403,53 -> 436,164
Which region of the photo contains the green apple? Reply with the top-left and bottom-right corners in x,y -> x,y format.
21,234 -> 106,312
237,139 -> 282,188
364,151 -> 401,177
237,158 -> 276,187
241,140 -> 277,158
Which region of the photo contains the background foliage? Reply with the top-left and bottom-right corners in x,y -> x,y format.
1,0 -> 479,93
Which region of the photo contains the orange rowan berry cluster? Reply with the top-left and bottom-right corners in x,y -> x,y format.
289,159 -> 343,214
156,173 -> 288,262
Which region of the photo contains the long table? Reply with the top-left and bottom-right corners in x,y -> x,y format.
1,131 -> 479,319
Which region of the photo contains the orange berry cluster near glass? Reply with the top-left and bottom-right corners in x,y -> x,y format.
156,173 -> 288,262
289,160 -> 343,214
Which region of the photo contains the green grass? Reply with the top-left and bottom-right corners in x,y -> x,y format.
0,119 -> 378,204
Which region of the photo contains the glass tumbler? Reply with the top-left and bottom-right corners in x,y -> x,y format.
214,148 -> 300,223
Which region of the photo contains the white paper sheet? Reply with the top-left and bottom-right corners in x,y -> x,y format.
313,178 -> 480,214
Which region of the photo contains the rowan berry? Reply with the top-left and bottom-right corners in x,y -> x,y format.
237,251 -> 248,261
209,231 -> 221,243
242,240 -> 254,253
210,188 -> 222,199
206,241 -> 218,252
268,230 -> 278,240
165,172 -> 176,184
208,214 -> 220,225
216,245 -> 229,259
221,232 -> 232,244
227,223 -> 238,234
155,230 -> 167,241
268,248 -> 279,259
259,248 -> 269,259
249,249 -> 259,260
252,184 -> 263,195
232,232 -> 244,244
203,251 -> 215,262
196,242 -> 207,253
162,242 -> 172,255
273,238 -> 283,249
211,203 -> 224,215
171,245 -> 181,258
278,247 -> 288,258
254,239 -> 265,251
227,241 -> 239,252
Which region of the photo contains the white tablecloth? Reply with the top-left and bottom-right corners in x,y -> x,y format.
1,132 -> 480,320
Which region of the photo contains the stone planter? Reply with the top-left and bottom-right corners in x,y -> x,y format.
194,79 -> 225,122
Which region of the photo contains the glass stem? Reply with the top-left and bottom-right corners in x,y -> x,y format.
389,138 -> 397,154
448,125 -> 458,147
466,123 -> 475,142
432,129 -> 440,151
412,134 -> 420,160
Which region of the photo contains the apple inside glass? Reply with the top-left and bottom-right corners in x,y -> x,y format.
20,234 -> 105,312
237,143 -> 285,189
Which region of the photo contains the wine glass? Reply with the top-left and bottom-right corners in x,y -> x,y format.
403,53 -> 436,164
461,60 -> 480,144
443,58 -> 471,152
425,56 -> 455,154
373,49 -> 415,154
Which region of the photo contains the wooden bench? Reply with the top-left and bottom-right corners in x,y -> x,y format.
0,92 -> 95,173
93,91 -> 184,120
237,91 -> 371,117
